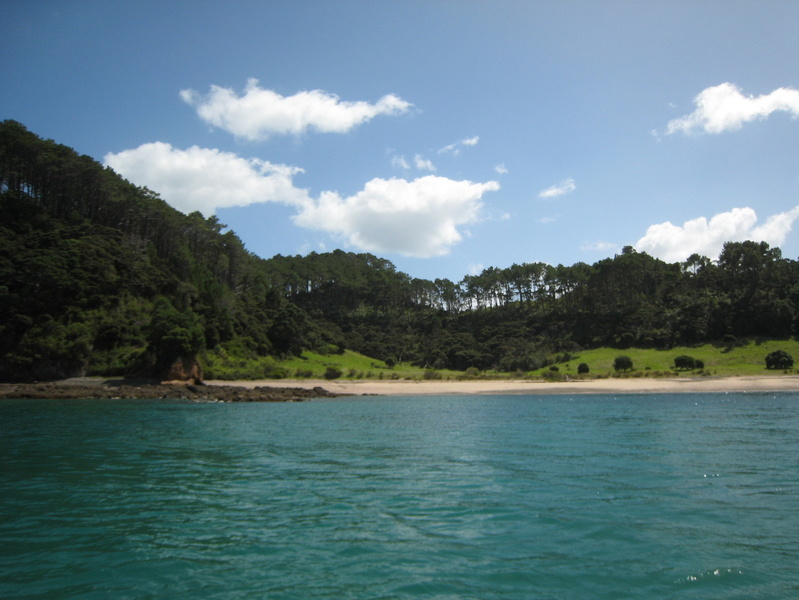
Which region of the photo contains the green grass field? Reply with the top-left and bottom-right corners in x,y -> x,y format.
531,339 -> 799,378
205,348 -> 459,381
206,338 -> 799,381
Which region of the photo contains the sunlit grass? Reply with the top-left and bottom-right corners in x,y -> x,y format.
534,339 -> 799,378
280,351 -> 463,380
206,338 -> 799,381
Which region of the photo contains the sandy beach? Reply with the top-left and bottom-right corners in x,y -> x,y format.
4,375 -> 797,402
209,375 -> 799,396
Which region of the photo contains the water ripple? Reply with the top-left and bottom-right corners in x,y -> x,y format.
2,394 -> 799,599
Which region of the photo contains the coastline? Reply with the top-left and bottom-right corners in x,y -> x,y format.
211,375 -> 799,396
0,379 -> 338,402
2,374 -> 798,402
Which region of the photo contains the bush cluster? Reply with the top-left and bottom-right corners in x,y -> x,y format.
673,355 -> 704,370
613,355 -> 633,372
765,350 -> 794,370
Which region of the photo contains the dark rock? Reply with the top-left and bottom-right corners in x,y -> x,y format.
0,379 -> 341,402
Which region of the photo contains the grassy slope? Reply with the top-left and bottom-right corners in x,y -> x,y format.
207,338 -> 799,381
533,339 -> 799,378
278,350 -> 462,380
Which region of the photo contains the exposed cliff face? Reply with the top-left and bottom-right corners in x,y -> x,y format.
162,356 -> 204,383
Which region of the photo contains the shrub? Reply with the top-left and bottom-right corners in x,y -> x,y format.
423,369 -> 442,380
577,362 -> 589,374
614,355 -> 633,372
766,350 -> 794,370
384,356 -> 397,369
542,369 -> 563,381
268,366 -> 290,379
316,343 -> 339,355
324,366 -> 343,379
674,355 -> 696,370
463,367 -> 480,379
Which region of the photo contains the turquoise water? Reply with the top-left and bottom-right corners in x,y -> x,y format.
2,394 -> 798,599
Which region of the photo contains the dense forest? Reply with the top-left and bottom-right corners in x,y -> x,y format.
2,120 -> 798,381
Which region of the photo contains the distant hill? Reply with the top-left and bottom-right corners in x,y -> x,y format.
2,120 -> 797,381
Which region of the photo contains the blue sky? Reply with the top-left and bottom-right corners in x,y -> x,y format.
4,1 -> 799,281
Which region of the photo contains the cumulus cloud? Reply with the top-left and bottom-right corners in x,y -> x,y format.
106,143 -> 499,257
293,175 -> 500,257
635,205 -> 799,262
104,142 -> 310,216
180,78 -> 412,140
538,178 -> 576,199
495,163 -> 508,174
666,83 -> 799,135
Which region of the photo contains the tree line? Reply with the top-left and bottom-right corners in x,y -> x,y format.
2,120 -> 798,381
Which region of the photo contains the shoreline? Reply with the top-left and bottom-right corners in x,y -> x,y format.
210,375 -> 799,396
0,379 -> 338,402
1,375 -> 798,402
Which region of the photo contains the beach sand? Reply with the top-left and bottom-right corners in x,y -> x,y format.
209,375 -> 799,396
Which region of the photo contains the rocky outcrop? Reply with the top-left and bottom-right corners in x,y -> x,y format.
0,380 -> 340,402
162,356 -> 204,383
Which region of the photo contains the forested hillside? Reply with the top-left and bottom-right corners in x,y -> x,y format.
0,121 -> 313,380
2,120 -> 798,381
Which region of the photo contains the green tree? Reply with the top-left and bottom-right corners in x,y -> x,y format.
765,350 -> 794,370
149,297 -> 204,369
613,355 -> 633,372
674,355 -> 696,370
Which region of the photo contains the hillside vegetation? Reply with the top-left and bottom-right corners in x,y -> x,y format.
2,120 -> 798,382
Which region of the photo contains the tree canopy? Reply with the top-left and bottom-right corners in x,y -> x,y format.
2,120 -> 799,381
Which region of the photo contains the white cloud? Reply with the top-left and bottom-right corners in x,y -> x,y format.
469,263 -> 485,275
391,154 -> 410,170
106,143 -> 500,257
635,205 -> 799,262
438,136 -> 480,155
293,175 -> 500,257
414,154 -> 437,172
180,78 -> 412,140
495,163 -> 508,174
104,142 -> 310,216
666,83 -> 799,135
538,216 -> 557,224
538,178 -> 576,199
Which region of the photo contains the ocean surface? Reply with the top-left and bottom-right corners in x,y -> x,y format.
1,393 -> 798,599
